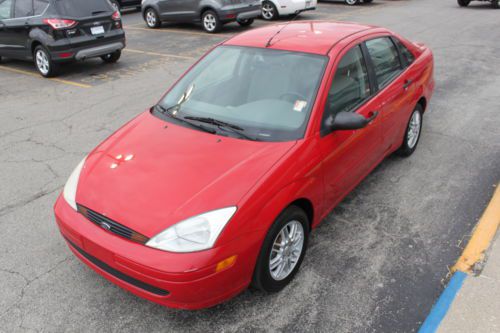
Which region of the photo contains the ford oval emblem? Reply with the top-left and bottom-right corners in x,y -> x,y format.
100,222 -> 111,231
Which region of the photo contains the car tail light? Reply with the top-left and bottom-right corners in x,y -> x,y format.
112,11 -> 121,20
43,18 -> 77,30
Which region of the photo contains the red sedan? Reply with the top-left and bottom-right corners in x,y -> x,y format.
54,21 -> 434,310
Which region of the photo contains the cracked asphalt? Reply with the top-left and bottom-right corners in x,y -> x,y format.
1,0 -> 499,332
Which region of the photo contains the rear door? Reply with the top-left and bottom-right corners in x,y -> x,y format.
364,36 -> 415,152
0,0 -> 14,56
157,0 -> 197,20
0,0 -> 32,59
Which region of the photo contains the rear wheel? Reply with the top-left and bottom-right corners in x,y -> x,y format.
34,45 -> 58,78
252,206 -> 309,292
202,10 -> 221,33
457,0 -> 470,6
345,0 -> 359,5
492,0 -> 499,8
261,1 -> 278,20
101,50 -> 121,63
237,18 -> 254,27
396,104 -> 423,157
145,8 -> 161,28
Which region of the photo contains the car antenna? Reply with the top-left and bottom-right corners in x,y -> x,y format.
265,11 -> 301,48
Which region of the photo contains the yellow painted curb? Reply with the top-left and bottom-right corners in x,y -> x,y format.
453,184 -> 500,273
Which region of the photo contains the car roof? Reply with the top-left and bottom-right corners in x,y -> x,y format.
224,21 -> 379,56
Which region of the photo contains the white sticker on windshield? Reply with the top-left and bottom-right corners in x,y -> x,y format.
293,100 -> 307,112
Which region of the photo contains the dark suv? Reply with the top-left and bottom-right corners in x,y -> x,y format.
0,0 -> 126,77
141,0 -> 261,33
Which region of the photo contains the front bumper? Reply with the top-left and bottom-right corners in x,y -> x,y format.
54,195 -> 262,310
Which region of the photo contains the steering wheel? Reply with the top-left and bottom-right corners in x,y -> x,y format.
279,92 -> 307,104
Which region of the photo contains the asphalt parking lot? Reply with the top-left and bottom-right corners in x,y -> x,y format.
1,0 -> 499,332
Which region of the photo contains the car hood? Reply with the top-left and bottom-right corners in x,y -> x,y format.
76,112 -> 296,237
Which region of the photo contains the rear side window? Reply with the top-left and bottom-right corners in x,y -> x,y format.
393,38 -> 415,67
14,0 -> 32,18
54,0 -> 113,17
0,0 -> 13,19
365,37 -> 402,88
33,0 -> 49,15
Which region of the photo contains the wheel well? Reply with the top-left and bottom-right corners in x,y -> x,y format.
200,6 -> 215,18
290,198 -> 314,229
417,97 -> 427,112
31,41 -> 41,55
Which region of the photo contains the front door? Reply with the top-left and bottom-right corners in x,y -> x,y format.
157,0 -> 197,20
319,44 -> 385,212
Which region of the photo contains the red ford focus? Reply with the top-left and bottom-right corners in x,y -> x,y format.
54,21 -> 434,310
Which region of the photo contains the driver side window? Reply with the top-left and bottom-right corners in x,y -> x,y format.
321,45 -> 371,134
0,0 -> 13,20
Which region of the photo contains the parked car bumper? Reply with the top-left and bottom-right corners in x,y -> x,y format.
53,194 -> 261,310
218,3 -> 262,22
46,32 -> 125,62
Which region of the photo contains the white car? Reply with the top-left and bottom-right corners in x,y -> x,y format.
261,0 -> 317,20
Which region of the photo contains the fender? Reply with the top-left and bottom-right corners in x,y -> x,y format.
198,0 -> 221,17
28,28 -> 52,57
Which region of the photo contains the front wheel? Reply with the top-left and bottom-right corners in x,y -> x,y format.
101,50 -> 121,63
34,45 -> 58,78
237,18 -> 254,27
252,206 -> 309,292
202,10 -> 221,33
345,0 -> 360,5
144,8 -> 161,28
457,0 -> 470,6
396,105 -> 423,157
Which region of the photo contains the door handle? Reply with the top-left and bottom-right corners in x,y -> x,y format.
403,79 -> 413,90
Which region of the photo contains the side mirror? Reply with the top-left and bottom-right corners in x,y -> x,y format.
326,111 -> 378,131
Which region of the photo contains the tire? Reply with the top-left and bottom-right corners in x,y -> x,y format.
261,1 -> 278,20
109,0 -> 120,12
492,0 -> 499,8
34,45 -> 58,78
202,10 -> 221,33
101,50 -> 121,63
237,18 -> 254,27
396,104 -> 424,157
252,205 -> 310,293
457,0 -> 470,6
144,7 -> 161,28
345,0 -> 359,5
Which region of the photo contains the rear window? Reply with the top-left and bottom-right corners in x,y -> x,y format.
54,0 -> 113,17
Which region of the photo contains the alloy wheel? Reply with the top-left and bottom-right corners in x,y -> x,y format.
35,49 -> 50,76
269,220 -> 305,281
146,10 -> 157,27
203,13 -> 217,32
262,3 -> 275,20
407,110 -> 422,149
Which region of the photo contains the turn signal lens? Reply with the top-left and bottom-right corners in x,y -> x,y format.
43,18 -> 77,30
215,255 -> 237,273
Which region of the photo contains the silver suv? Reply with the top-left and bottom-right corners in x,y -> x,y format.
141,0 -> 261,33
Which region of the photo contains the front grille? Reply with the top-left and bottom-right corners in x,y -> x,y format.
65,237 -> 169,296
77,204 -> 149,244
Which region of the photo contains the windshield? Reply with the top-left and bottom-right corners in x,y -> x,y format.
156,46 -> 327,142
54,0 -> 113,17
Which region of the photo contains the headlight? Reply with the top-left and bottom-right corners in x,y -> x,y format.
63,157 -> 86,211
146,207 -> 237,253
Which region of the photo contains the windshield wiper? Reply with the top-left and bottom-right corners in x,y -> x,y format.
153,105 -> 216,135
184,116 -> 260,141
